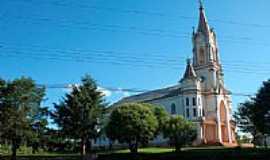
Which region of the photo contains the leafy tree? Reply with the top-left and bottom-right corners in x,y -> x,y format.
234,101 -> 258,143
105,103 -> 158,153
30,108 -> 49,154
163,116 -> 197,152
235,79 -> 270,146
0,77 -> 45,160
254,80 -> 270,136
143,103 -> 169,135
52,75 -> 105,157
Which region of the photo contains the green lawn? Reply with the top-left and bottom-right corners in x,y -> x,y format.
1,147 -> 270,160
114,147 -> 174,153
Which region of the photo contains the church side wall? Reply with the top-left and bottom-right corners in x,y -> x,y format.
150,95 -> 184,116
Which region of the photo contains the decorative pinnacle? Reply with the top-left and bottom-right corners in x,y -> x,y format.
186,58 -> 191,65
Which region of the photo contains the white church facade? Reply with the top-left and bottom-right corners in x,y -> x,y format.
114,2 -> 237,146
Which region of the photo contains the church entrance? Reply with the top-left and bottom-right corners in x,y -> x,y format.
220,101 -> 229,142
205,124 -> 216,143
221,125 -> 229,142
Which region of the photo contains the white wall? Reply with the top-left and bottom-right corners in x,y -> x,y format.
150,95 -> 184,116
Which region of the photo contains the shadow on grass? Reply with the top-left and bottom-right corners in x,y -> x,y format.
98,148 -> 270,160
1,148 -> 270,160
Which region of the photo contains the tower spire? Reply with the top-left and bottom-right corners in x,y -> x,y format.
197,0 -> 210,34
199,0 -> 204,10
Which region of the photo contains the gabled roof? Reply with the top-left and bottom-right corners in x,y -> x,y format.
113,84 -> 181,106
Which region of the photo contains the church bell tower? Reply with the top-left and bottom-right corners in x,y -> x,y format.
192,1 -> 224,93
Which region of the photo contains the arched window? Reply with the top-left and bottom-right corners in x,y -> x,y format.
171,103 -> 176,115
192,97 -> 196,106
186,108 -> 190,118
212,48 -> 217,61
199,48 -> 205,65
186,97 -> 189,106
193,108 -> 197,117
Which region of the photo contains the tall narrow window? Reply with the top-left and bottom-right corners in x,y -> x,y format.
171,103 -> 176,115
192,97 -> 196,106
212,48 -> 217,62
186,97 -> 189,106
199,48 -> 205,65
193,108 -> 197,117
186,108 -> 190,118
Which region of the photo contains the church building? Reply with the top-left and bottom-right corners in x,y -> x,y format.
115,2 -> 237,146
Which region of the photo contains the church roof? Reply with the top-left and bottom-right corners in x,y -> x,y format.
197,0 -> 210,35
113,84 -> 181,106
182,59 -> 197,79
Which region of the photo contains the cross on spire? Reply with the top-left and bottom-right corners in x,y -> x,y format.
199,0 -> 204,10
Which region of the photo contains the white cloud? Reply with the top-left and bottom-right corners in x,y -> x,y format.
122,91 -> 130,97
116,88 -> 131,98
62,83 -> 80,93
97,87 -> 112,97
62,85 -> 112,97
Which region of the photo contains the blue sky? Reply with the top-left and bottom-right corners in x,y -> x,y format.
1,0 -> 270,112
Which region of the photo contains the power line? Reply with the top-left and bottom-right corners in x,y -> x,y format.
8,0 -> 270,29
0,42 -> 267,65
2,14 -> 270,48
3,13 -> 268,45
1,42 -> 270,70
1,45 -> 270,76
39,83 -> 254,97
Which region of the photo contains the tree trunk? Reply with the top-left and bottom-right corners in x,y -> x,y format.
175,144 -> 181,152
129,141 -> 138,154
80,137 -> 86,159
134,140 -> 138,153
264,135 -> 268,148
11,139 -> 17,160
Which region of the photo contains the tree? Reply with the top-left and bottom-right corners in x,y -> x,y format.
254,80 -> 270,136
52,75 -> 105,157
0,77 -> 45,160
235,79 -> 270,146
143,103 -> 169,136
163,116 -> 197,152
105,103 -> 158,153
234,101 -> 258,143
30,107 -> 49,154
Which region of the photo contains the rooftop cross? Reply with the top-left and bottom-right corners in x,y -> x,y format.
199,0 -> 204,10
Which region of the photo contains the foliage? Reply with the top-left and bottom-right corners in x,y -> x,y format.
142,103 -> 169,135
235,79 -> 270,146
254,80 -> 270,135
30,107 -> 49,154
0,144 -> 47,155
234,101 -> 257,140
52,74 -> 105,156
105,103 -> 158,153
163,116 -> 197,152
0,77 -> 46,159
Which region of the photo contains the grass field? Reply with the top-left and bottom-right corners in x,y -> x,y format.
1,147 -> 270,160
113,147 -> 174,153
